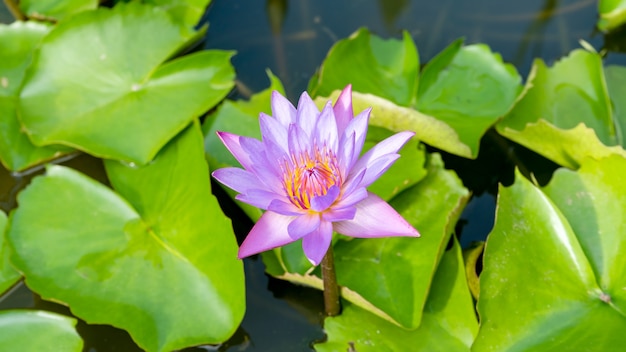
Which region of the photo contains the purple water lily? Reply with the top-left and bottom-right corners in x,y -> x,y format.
213,85 -> 420,265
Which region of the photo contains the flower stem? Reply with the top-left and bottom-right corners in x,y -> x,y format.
321,245 -> 340,316
3,0 -> 25,21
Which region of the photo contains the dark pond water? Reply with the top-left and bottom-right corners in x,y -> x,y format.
1,0 -> 625,351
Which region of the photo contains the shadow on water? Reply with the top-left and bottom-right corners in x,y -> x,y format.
0,0 -> 624,350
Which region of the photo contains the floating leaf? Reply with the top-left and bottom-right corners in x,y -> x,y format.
19,2 -> 234,164
0,310 -> 82,351
416,42 -> 522,158
315,238 -> 477,352
474,162 -> 626,350
0,210 -> 20,295
605,65 -> 626,147
333,153 -> 469,328
598,0 -> 626,32
308,27 -> 419,107
145,0 -> 212,28
0,21 -> 70,172
310,30 -> 522,159
8,123 -> 245,352
267,154 -> 469,328
19,0 -> 97,21
497,49 -> 624,168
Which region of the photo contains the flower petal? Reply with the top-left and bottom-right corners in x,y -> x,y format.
212,167 -> 259,194
332,185 -> 367,209
296,91 -> 319,139
216,132 -> 253,169
314,101 -> 338,151
358,153 -> 401,189
322,206 -> 356,222
310,185 -> 340,212
333,85 -> 353,136
235,189 -> 282,210
287,213 -> 321,240
340,108 -> 371,169
238,211 -> 296,259
334,192 -> 420,238
302,220 -> 333,265
271,90 -> 296,126
268,199 -> 304,216
287,123 -> 310,156
260,112 -> 288,152
349,131 -> 413,182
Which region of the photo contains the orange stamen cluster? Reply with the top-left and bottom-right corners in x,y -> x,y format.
282,146 -> 342,210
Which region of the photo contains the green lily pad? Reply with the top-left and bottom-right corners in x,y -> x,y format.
598,0 -> 626,32
310,30 -> 522,159
8,123 -> 245,352
315,237 -> 477,352
474,161 -> 626,351
0,310 -> 82,351
267,154 -> 469,328
144,0 -> 212,27
19,0 -> 97,21
0,21 -> 70,172
19,2 -> 234,164
605,65 -> 626,147
497,49 -> 623,168
308,27 -> 419,107
0,210 -> 20,295
415,42 -> 522,158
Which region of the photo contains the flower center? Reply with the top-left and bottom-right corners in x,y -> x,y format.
282,146 -> 342,210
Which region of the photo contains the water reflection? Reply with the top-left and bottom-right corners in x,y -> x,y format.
205,0 -> 611,100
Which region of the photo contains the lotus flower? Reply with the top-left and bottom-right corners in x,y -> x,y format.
212,85 -> 420,265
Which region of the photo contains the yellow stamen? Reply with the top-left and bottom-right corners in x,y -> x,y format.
282,146 -> 341,210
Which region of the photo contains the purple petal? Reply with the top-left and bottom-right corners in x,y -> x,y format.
260,112 -> 288,151
216,132 -> 253,169
296,91 -> 319,139
287,123 -> 310,156
334,192 -> 420,238
235,189 -> 282,210
239,137 -> 283,193
239,211 -> 296,259
358,153 -> 401,189
302,220 -> 333,265
322,206 -> 356,222
268,199 -> 303,216
314,101 -> 338,151
212,167 -> 259,194
271,90 -> 296,126
287,213 -> 321,240
349,131 -> 414,182
310,185 -> 340,212
332,185 -> 367,209
340,108 -> 371,169
333,85 -> 353,136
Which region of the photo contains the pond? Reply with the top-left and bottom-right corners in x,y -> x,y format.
1,0 -> 625,351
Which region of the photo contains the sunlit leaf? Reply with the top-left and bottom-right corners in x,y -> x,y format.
0,21 -> 70,172
0,310 -> 82,351
0,210 -> 20,295
497,49 -> 624,168
598,0 -> 626,32
308,27 -> 419,107
19,0 -> 97,21
416,42 -> 522,158
315,238 -> 477,352
144,0 -> 211,27
310,30 -> 522,159
19,2 -> 234,164
474,162 -> 626,350
8,123 -> 245,352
